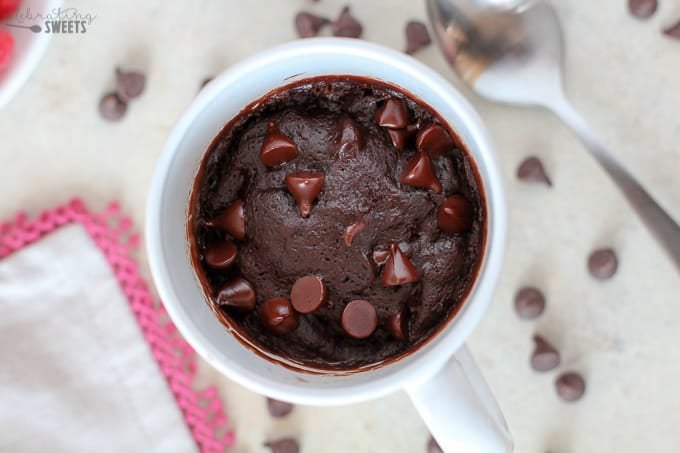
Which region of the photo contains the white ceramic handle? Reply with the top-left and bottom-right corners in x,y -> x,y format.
406,345 -> 513,453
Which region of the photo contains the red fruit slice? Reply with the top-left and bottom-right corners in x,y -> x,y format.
0,29 -> 15,73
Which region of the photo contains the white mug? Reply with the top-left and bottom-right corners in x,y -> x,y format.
146,38 -> 511,453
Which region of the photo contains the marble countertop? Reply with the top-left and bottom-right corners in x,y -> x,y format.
1,0 -> 679,451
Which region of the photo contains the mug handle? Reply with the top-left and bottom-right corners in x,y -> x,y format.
406,345 -> 513,453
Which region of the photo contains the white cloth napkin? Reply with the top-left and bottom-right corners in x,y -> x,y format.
0,224 -> 198,453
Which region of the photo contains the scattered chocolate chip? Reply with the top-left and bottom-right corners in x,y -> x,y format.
332,6 -> 362,38
265,437 -> 300,453
372,249 -> 390,266
386,306 -> 409,340
336,117 -> 365,158
374,98 -> 410,129
285,170 -> 325,217
342,299 -> 378,339
387,124 -> 417,150
295,12 -> 330,38
200,77 -> 213,90
216,278 -> 256,311
437,195 -> 473,234
555,372 -> 586,402
266,398 -> 294,418
99,93 -> 127,121
204,240 -> 238,268
116,68 -> 146,102
588,248 -> 618,280
344,219 -> 367,246
517,156 -> 551,186
381,243 -> 419,287
291,275 -> 326,314
261,298 -> 299,335
628,0 -> 657,19
663,19 -> 680,39
260,122 -> 298,167
531,335 -> 560,372
417,124 -> 455,157
206,200 -> 246,240
400,151 -> 442,192
514,287 -> 545,319
405,20 -> 432,54
428,437 -> 443,453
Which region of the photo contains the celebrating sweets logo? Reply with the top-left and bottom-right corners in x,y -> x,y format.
3,7 -> 95,34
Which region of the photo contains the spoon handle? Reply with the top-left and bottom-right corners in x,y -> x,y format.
549,96 -> 680,270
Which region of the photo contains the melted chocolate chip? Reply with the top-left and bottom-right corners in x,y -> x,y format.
295,12 -> 330,38
204,240 -> 238,268
116,68 -> 146,101
381,243 -> 419,287
99,93 -> 127,121
341,299 -> 378,339
514,287 -> 546,319
344,219 -> 367,246
372,249 -> 390,266
260,122 -> 298,167
386,306 -> 409,340
555,372 -> 586,402
400,151 -> 442,192
265,438 -> 300,453
291,275 -> 326,314
531,335 -> 560,372
517,156 -> 551,186
628,0 -> 657,19
336,117 -> 365,158
588,248 -> 618,280
405,20 -> 432,54
437,195 -> 473,234
206,200 -> 246,240
215,278 -> 256,311
285,171 -> 325,217
266,398 -> 294,418
417,124 -> 455,157
332,6 -> 362,38
387,124 -> 418,150
261,298 -> 299,334
374,98 -> 410,129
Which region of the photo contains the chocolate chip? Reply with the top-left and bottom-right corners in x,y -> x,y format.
285,170 -> 325,217
332,6 -> 362,38
99,93 -> 127,121
344,219 -> 367,246
387,124 -> 417,150
261,298 -> 299,335
531,335 -> 560,372
588,248 -> 618,280
628,0 -> 657,19
405,20 -> 432,54
116,68 -> 146,102
374,98 -> 410,129
295,12 -> 330,38
336,117 -> 365,158
417,124 -> 455,157
206,200 -> 246,240
266,398 -> 294,418
386,306 -> 409,340
400,151 -> 442,193
200,77 -> 213,90
372,249 -> 389,266
428,437 -> 443,453
517,156 -> 552,186
437,195 -> 473,234
290,275 -> 326,314
204,240 -> 237,268
265,437 -> 300,453
216,278 -> 256,311
663,19 -> 680,39
555,372 -> 586,402
381,243 -> 419,287
342,299 -> 378,339
260,122 -> 298,167
514,287 -> 546,319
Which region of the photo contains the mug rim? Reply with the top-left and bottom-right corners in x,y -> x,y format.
146,38 -> 507,405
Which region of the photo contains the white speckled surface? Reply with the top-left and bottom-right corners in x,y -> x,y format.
1,0 -> 679,452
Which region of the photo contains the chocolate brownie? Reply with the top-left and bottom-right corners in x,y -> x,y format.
190,76 -> 486,370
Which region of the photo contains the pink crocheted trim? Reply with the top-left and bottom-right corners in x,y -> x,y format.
0,199 -> 235,453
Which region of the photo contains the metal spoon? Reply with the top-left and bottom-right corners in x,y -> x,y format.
427,0 -> 680,270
